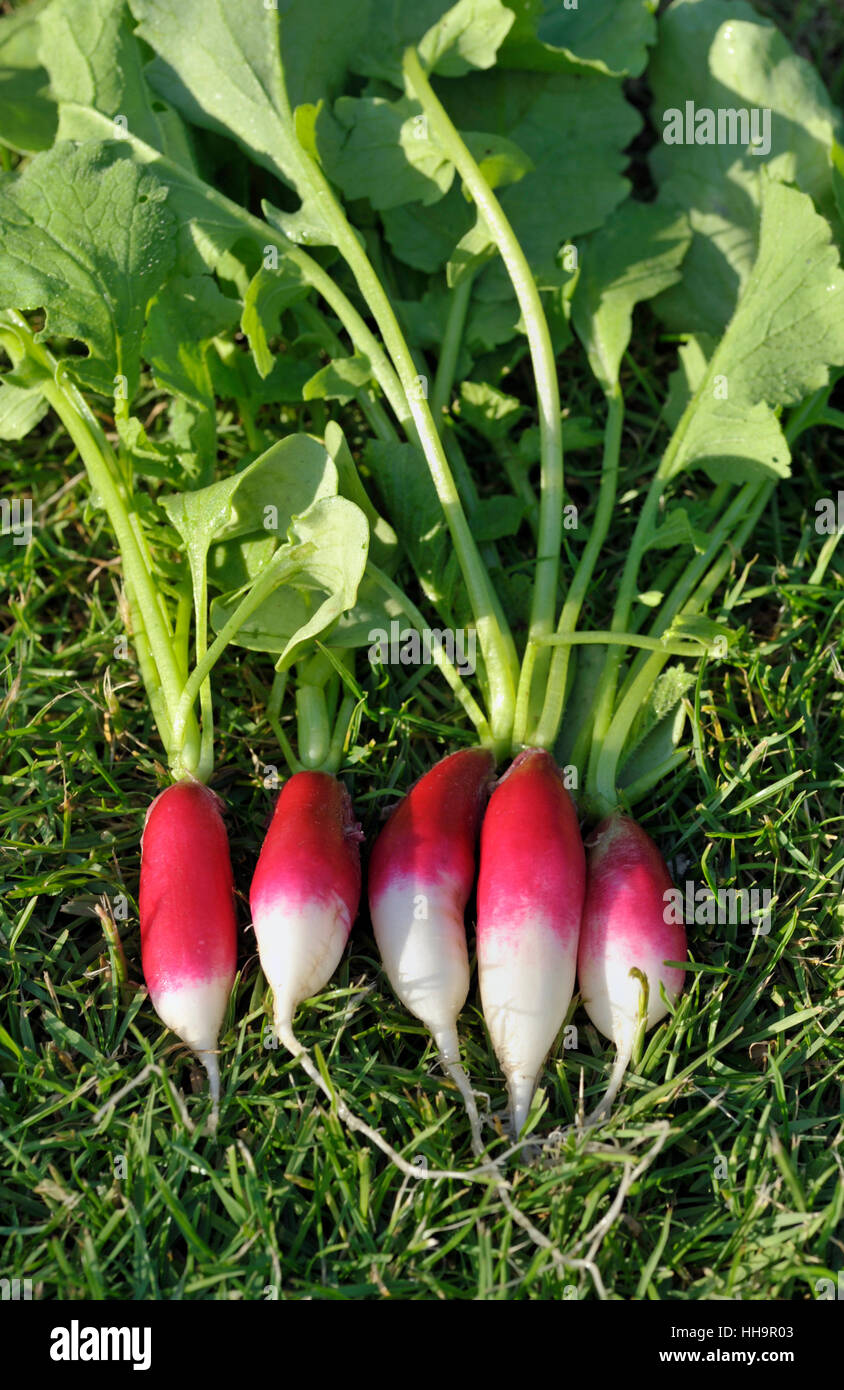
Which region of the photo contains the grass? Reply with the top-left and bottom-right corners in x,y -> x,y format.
1,0 -> 843,1304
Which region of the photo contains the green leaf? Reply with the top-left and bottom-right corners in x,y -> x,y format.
418,0 -> 515,78
0,0 -> 57,153
465,295 -> 522,352
501,0 -> 657,79
220,435 -> 339,543
0,380 -> 48,440
132,0 -> 369,245
669,614 -> 736,651
329,574 -> 407,648
571,201 -> 691,390
324,420 -> 398,574
671,387 -> 790,486
465,130 -> 534,191
0,142 -> 176,398
458,380 -> 525,441
472,494 -> 524,541
241,261 -> 311,378
440,67 -> 641,283
38,0 -> 193,164
447,214 -> 497,287
303,354 -> 373,404
649,0 -> 842,335
351,0 -> 513,86
382,183 -> 472,272
209,496 -> 369,665
131,0 -> 287,171
364,439 -> 457,617
322,94 -> 456,210
209,339 -> 319,407
143,275 -> 240,474
643,507 -> 708,555
621,664 -> 695,767
164,432 -> 339,649
165,433 -> 337,555
664,178 -> 844,483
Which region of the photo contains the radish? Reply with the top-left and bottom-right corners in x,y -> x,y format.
577,814 -> 687,1124
139,780 -> 238,1120
250,771 -> 362,1052
476,749 -> 585,1136
368,747 -> 494,1140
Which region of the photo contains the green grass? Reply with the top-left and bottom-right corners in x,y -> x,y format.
1,0 -> 843,1304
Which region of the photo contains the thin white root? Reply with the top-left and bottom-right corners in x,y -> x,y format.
580,1038 -> 633,1131
432,1026 -> 491,1161
440,1056 -> 486,1155
199,1051 -> 221,1134
275,1013 -> 502,1184
93,1060 -> 196,1132
93,1063 -> 161,1123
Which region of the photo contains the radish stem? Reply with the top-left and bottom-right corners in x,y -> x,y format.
403,47 -> 564,741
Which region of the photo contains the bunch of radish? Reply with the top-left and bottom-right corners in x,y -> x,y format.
137,731 -> 686,1142
368,745 -> 687,1138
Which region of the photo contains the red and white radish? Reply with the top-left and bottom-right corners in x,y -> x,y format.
476,749 -> 585,1136
139,780 -> 238,1119
368,747 -> 494,1138
250,771 -> 361,1052
577,814 -> 686,1124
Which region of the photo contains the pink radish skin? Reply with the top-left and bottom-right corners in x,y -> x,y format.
369,748 -> 494,1137
139,780 -> 238,1117
251,772 -> 361,1051
577,814 -> 687,1124
476,749 -> 586,1136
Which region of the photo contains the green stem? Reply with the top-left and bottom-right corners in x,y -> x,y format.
613,481 -> 761,713
538,630 -> 708,658
529,386 -> 624,749
173,544 -> 304,752
592,481 -> 771,812
12,324 -> 201,776
326,694 -> 357,775
271,72 -> 518,744
123,573 -> 172,749
583,351 -> 715,790
267,668 -> 288,722
494,440 -> 539,538
296,684 -> 331,770
403,48 -> 563,735
366,563 -> 494,750
173,586 -> 192,684
431,271 -> 474,422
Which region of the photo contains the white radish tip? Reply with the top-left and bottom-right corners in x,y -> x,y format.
582,1033 -> 634,1129
273,1010 -> 301,1058
507,1073 -> 537,1139
199,1051 -> 221,1133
